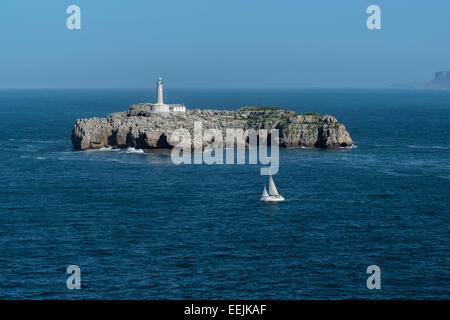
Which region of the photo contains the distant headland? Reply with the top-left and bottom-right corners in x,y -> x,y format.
425,71 -> 450,90
391,71 -> 450,90
71,78 -> 354,151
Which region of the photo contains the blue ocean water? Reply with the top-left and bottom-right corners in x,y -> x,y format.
0,88 -> 449,299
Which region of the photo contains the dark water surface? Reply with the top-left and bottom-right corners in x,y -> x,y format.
0,88 -> 449,299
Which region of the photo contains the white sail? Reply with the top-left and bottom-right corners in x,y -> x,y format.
268,175 -> 279,196
261,185 -> 269,198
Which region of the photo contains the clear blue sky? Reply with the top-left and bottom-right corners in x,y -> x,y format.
1,0 -> 449,88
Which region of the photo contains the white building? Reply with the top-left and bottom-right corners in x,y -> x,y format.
169,104 -> 186,112
150,77 -> 186,113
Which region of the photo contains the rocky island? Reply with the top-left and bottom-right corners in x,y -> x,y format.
72,77 -> 353,151
71,104 -> 353,151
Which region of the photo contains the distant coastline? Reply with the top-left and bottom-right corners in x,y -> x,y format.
390,71 -> 450,90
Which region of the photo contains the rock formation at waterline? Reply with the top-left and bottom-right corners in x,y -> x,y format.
71,105 -> 354,150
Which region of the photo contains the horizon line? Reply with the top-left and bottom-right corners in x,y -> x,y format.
0,86 -> 430,90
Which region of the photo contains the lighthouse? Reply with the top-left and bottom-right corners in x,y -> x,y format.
150,76 -> 186,113
156,76 -> 164,105
150,76 -> 170,112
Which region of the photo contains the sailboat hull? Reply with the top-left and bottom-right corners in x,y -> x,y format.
261,195 -> 285,202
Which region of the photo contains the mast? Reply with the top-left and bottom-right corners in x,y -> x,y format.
268,175 -> 279,196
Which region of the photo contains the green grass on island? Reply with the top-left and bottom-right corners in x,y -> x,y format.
238,106 -> 290,112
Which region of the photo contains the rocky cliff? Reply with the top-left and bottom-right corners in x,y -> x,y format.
425,71 -> 450,90
71,104 -> 354,150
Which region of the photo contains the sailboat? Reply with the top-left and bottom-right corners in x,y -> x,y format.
261,175 -> 285,202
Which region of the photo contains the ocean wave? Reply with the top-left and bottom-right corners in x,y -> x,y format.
373,144 -> 395,148
407,145 -> 449,150
85,147 -> 145,153
340,144 -> 357,149
125,147 -> 145,154
100,147 -> 121,152
380,169 -> 420,177
85,147 -> 121,153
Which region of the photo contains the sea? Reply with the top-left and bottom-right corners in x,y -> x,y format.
0,88 -> 449,299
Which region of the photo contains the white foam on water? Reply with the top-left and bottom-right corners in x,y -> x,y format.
85,147 -> 121,153
85,147 -> 147,154
100,147 -> 121,152
125,147 -> 145,154
338,144 -> 357,149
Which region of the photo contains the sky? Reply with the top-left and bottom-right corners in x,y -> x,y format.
0,0 -> 449,88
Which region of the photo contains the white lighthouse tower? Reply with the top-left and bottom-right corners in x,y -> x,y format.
150,76 -> 186,113
150,76 -> 170,113
156,76 -> 164,105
